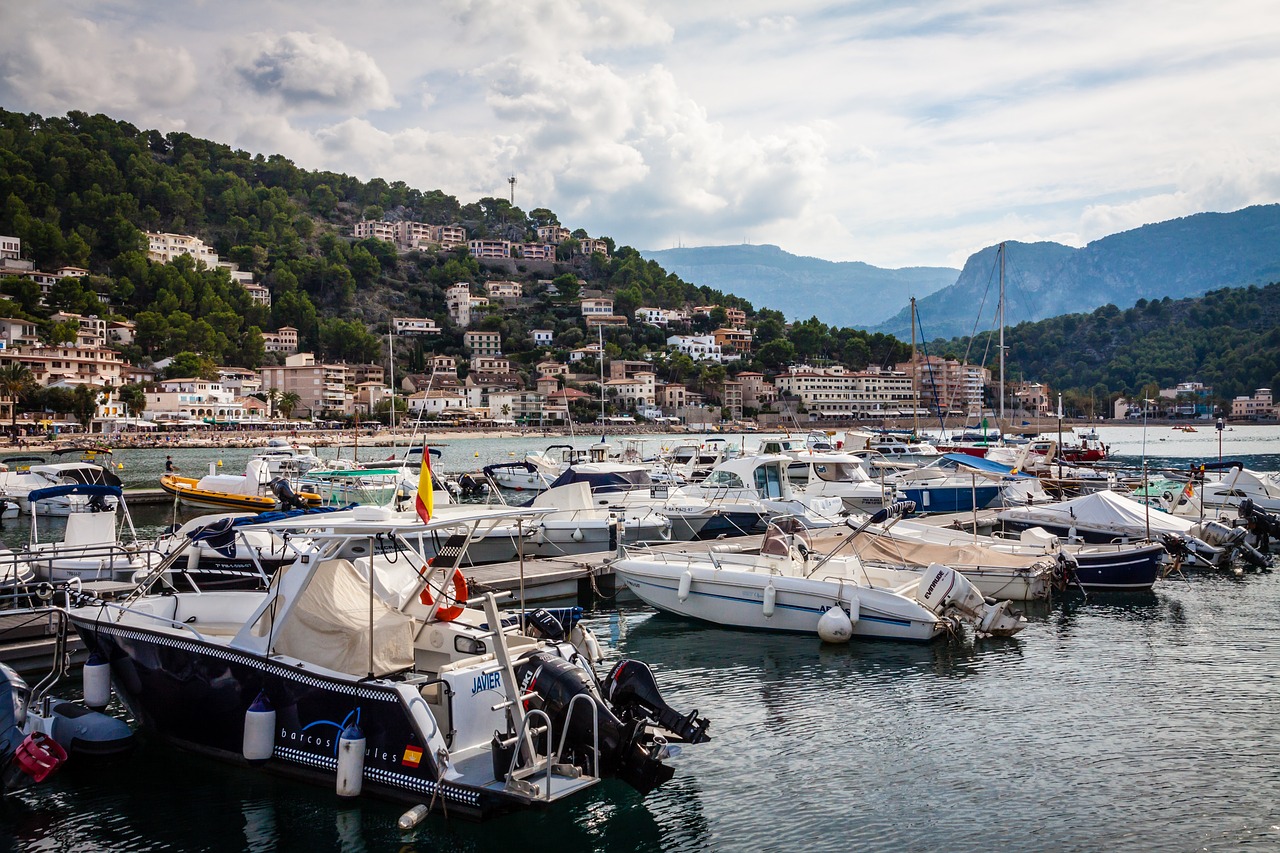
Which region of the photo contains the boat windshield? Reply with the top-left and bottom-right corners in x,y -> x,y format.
753,464 -> 784,498
702,470 -> 744,489
813,463 -> 861,483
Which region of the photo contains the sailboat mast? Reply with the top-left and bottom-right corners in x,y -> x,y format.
910,296 -> 918,437
998,242 -> 1005,430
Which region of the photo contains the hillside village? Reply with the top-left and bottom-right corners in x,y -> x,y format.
0,109 -> 1275,436
2,224 -> 1271,436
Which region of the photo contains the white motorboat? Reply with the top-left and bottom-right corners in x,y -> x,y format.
682,454 -> 845,529
610,512 -> 1026,642
995,490 -> 1264,572
67,505 -> 711,817
523,481 -> 673,555
522,462 -> 727,541
0,462 -> 122,517
486,444 -> 613,492
23,484 -> 154,585
783,451 -> 895,514
254,439 -> 323,476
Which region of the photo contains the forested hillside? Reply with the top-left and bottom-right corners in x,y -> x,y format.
931,283 -> 1280,411
0,108 -> 910,391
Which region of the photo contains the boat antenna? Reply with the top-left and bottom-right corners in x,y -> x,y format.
998,242 -> 1006,431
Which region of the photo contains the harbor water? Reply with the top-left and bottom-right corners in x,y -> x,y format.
2,427 -> 1278,851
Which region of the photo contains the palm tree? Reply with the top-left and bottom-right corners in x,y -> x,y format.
0,362 -> 33,437
266,388 -> 280,419
119,383 -> 147,419
278,391 -> 301,420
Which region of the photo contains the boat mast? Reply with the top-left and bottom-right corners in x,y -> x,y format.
598,323 -> 605,422
910,296 -> 918,437
998,242 -> 1005,431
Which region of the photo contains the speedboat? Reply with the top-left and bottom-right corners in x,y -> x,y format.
486,444 -> 612,492
610,511 -> 1026,642
0,462 -> 122,517
783,451 -> 895,514
682,454 -> 845,530
160,459 -> 322,512
23,484 -> 155,586
886,455 -> 1004,513
995,490 -> 1266,573
254,440 -> 323,476
523,482 -> 672,555
520,462 -> 724,542
67,505 -> 710,817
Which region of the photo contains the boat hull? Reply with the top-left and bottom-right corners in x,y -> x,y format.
612,559 -> 945,642
900,484 -> 1001,513
1070,543 -> 1164,591
68,615 -> 506,818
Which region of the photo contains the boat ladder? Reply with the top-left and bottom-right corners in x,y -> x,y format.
478,592 -> 600,801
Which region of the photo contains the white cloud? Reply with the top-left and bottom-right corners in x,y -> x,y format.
0,10 -> 196,117
230,32 -> 395,112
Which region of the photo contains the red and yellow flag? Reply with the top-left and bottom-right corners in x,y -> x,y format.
415,446 -> 434,523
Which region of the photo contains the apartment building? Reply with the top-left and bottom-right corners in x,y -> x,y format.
656,382 -> 688,412
577,238 -> 610,257
604,372 -> 656,409
393,317 -> 441,336
261,327 -> 299,354
406,389 -> 468,416
1231,388 -> 1274,419
0,236 -> 19,262
259,353 -> 352,416
468,239 -> 511,259
718,381 -> 744,419
0,318 -> 39,350
666,334 -> 722,362
472,356 -> 512,375
51,312 -> 107,348
735,372 -> 777,409
463,330 -> 503,356
898,356 -> 988,415
218,367 -> 262,396
519,244 -> 556,261
774,365 -> 916,418
146,232 -> 220,267
353,220 -> 397,242
579,298 -> 614,316
148,378 -> 244,423
0,343 -> 126,387
536,225 -> 572,244
694,305 -> 747,328
713,328 -> 753,354
243,283 -> 272,307
485,280 -> 523,299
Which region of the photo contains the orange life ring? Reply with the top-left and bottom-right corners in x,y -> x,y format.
420,568 -> 468,621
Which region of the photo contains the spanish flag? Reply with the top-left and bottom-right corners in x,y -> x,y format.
415,446 -> 434,523
1182,480 -> 1195,500
402,744 -> 423,768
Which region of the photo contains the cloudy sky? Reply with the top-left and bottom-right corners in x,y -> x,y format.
2,0 -> 1279,269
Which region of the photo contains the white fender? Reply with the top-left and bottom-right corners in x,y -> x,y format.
242,692 -> 276,764
762,582 -> 776,618
336,723 -> 365,798
816,605 -> 853,643
83,652 -> 112,710
677,570 -> 693,602
845,592 -> 860,626
571,527 -> 584,543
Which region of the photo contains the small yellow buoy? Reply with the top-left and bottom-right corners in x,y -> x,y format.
474,452 -> 480,458
116,462 -> 124,470
217,459 -> 223,467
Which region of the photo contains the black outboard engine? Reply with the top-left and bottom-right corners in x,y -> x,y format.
457,473 -> 487,499
509,652 -> 709,796
604,660 -> 712,746
270,478 -> 308,510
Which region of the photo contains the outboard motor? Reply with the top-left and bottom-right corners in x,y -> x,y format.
0,664 -> 67,797
270,478 -> 308,511
917,563 -> 1026,637
604,660 -> 712,746
1237,499 -> 1280,556
507,652 -> 709,796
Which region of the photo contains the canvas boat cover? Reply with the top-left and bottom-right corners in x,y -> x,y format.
997,489 -> 1195,535
272,559 -> 414,677
809,529 -> 1047,570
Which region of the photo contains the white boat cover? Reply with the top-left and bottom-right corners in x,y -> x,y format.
997,489 -> 1195,535
825,530 -> 1052,570
272,559 -> 414,677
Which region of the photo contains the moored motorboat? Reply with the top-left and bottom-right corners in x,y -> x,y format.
160,459 -> 321,512
610,510 -> 1026,642
66,504 -> 710,818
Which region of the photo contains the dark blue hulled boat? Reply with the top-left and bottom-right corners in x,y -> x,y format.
67,506 -> 710,819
